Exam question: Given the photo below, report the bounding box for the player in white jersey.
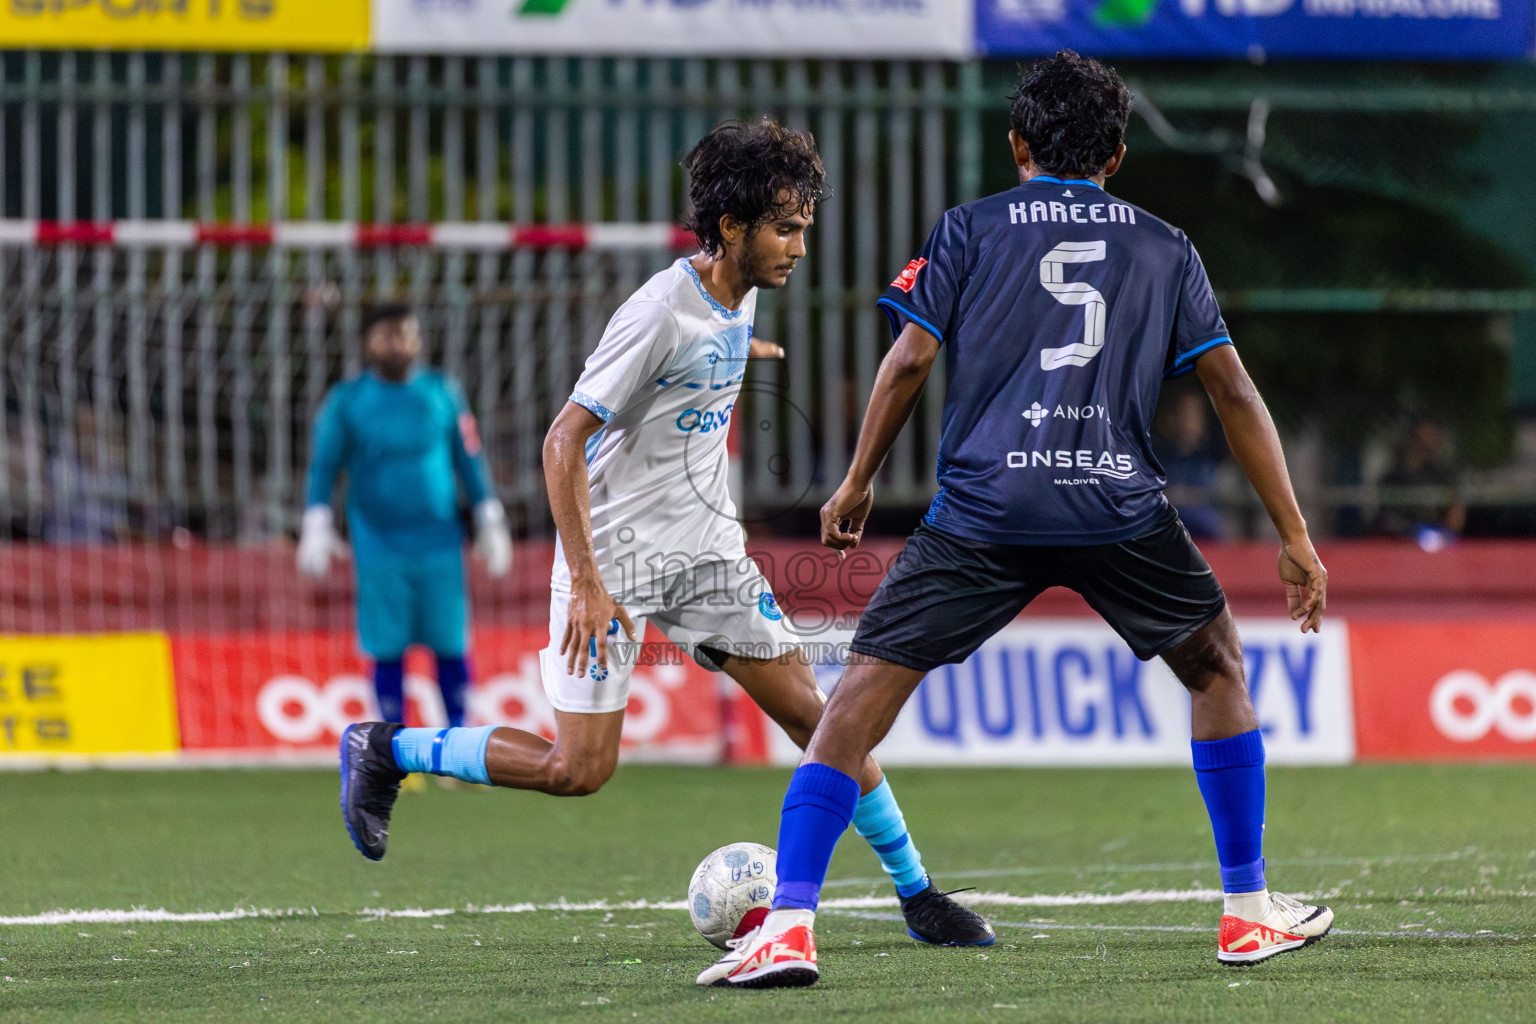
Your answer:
[545,252,782,710]
[339,120,994,948]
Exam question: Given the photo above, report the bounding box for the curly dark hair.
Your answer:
[362,302,413,336]
[1010,51,1131,179]
[682,119,825,258]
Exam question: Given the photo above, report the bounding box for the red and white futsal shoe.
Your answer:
[696,909,819,988]
[1218,890,1334,964]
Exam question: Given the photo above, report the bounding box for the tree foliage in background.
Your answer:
[1131,164,1524,470]
[980,74,1529,473]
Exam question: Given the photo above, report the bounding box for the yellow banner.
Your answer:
[0,1,368,51]
[0,633,178,759]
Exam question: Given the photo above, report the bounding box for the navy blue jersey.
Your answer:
[878,175,1231,545]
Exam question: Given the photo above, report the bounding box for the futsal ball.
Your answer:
[687,842,777,949]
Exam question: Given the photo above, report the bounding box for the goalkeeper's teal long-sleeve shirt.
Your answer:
[305,369,491,563]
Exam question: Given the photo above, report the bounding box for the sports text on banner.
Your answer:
[0,0,369,52]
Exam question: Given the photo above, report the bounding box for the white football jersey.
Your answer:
[555,257,756,606]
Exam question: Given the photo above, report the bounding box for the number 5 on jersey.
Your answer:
[1039,240,1107,371]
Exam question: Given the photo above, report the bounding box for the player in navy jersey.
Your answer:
[701,52,1333,988]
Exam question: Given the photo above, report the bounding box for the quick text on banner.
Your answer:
[796,620,1354,766]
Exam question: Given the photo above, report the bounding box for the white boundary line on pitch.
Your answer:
[0,889,1231,926]
[823,910,1535,942]
[7,885,1533,929]
[820,850,1484,889]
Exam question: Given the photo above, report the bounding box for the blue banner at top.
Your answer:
[976,0,1535,59]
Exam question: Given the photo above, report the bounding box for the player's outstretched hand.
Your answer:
[821,478,873,560]
[473,498,514,578]
[1278,538,1327,633]
[748,338,785,359]
[562,574,638,679]
[296,505,348,578]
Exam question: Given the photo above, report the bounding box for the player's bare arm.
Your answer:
[542,401,637,677]
[1195,343,1327,632]
[821,322,940,555]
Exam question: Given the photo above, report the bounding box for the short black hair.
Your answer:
[1010,51,1131,179]
[362,303,414,337]
[682,119,825,259]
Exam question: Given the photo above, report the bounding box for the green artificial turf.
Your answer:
[1,764,1532,1023]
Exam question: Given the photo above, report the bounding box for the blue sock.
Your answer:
[1192,728,1267,893]
[436,654,471,728]
[852,778,930,898]
[772,763,861,911]
[373,659,404,723]
[390,725,496,785]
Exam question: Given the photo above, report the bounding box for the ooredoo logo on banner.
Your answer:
[372,0,972,57]
[761,618,1355,766]
[1351,622,1536,760]
[171,626,722,762]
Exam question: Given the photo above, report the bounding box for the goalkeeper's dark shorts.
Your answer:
[849,503,1227,670]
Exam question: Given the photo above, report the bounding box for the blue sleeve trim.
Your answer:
[569,390,616,422]
[876,297,945,345]
[1166,336,1232,379]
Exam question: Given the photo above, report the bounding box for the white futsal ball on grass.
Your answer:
[687,842,777,949]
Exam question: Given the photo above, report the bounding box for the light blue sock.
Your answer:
[852,777,930,898]
[390,726,495,786]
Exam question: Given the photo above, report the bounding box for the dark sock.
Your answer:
[373,659,405,723]
[436,654,471,728]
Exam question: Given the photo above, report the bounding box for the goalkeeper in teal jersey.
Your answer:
[298,304,513,728]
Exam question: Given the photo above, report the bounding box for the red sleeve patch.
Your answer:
[890,257,928,293]
[458,412,483,457]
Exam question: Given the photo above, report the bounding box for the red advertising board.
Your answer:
[1350,622,1536,761]
[171,626,725,762]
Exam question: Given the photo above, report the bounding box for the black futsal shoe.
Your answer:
[339,722,406,861]
[900,881,997,946]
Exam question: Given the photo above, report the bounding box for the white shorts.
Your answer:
[540,559,798,714]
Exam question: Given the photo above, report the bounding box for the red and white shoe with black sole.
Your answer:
[1218,891,1334,965]
[696,917,818,988]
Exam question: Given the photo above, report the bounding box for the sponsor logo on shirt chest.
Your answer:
[1022,401,1109,428]
[676,402,734,434]
[1006,448,1137,480]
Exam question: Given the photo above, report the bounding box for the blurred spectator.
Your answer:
[45,406,132,545]
[1153,390,1229,541]
[1374,418,1465,544]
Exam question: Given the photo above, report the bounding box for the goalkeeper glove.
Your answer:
[473,498,513,578]
[296,505,348,578]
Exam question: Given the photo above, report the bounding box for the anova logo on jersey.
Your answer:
[1022,401,1110,429]
[1006,447,1137,480]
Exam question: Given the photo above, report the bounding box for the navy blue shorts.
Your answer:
[850,505,1226,670]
